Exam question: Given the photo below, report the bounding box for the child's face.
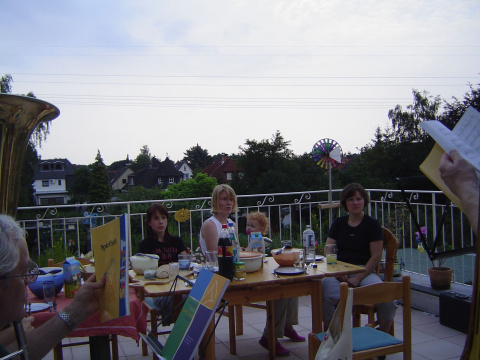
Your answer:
[246,218,264,235]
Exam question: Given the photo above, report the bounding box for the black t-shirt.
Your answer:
[328,214,383,265]
[138,235,187,266]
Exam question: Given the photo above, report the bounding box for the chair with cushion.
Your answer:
[351,226,398,334]
[308,275,411,360]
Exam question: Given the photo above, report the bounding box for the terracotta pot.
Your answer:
[428,267,453,290]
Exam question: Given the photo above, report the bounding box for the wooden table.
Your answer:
[141,258,364,359]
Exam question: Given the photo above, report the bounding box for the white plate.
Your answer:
[274,267,305,275]
[316,255,324,261]
[29,303,50,313]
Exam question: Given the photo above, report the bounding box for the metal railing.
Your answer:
[17,188,476,286]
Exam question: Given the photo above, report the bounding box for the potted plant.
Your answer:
[415,226,453,290]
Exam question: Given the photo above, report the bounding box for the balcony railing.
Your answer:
[17,188,476,286]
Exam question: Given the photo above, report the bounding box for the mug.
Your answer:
[168,262,180,282]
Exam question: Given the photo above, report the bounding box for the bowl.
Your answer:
[239,251,263,273]
[271,248,302,267]
[130,254,159,275]
[27,267,64,299]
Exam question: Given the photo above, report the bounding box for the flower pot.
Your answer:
[428,267,453,290]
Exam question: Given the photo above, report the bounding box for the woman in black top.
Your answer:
[321,183,396,334]
[138,203,187,267]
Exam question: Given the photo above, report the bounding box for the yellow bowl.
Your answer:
[271,248,302,267]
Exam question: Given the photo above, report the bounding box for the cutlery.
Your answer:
[275,245,292,255]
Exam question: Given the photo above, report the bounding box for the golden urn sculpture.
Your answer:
[0,94,60,217]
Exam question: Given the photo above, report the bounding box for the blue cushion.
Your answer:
[352,327,402,351]
[314,327,402,352]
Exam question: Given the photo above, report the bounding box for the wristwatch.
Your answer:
[57,310,76,331]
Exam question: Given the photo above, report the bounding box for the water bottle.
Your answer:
[228,221,240,263]
[218,224,234,280]
[303,225,316,264]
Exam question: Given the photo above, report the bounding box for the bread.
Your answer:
[156,264,169,279]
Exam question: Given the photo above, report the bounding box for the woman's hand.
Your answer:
[346,276,361,288]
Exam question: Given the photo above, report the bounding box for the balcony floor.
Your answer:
[44,294,467,360]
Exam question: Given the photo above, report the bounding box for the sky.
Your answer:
[2,0,479,166]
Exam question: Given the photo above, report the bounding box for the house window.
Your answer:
[42,180,49,187]
[226,172,233,181]
[53,163,63,171]
[40,197,65,205]
[169,177,175,184]
[157,178,163,185]
[58,179,62,186]
[41,163,50,171]
[122,178,127,184]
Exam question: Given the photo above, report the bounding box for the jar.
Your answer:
[234,262,246,280]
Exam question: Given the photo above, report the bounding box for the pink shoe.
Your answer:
[284,327,305,342]
[259,336,290,357]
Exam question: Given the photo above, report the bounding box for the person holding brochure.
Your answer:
[138,203,188,266]
[439,149,479,235]
[321,183,396,334]
[0,214,105,359]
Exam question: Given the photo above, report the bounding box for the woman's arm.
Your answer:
[347,240,383,287]
[201,220,218,251]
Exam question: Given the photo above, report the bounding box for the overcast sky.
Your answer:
[2,0,479,166]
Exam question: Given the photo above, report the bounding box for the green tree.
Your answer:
[131,145,151,171]
[234,131,293,193]
[69,166,91,203]
[441,83,480,130]
[165,172,217,199]
[388,89,442,144]
[88,151,111,203]
[183,144,212,171]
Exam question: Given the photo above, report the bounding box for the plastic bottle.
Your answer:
[303,225,316,264]
[218,224,234,280]
[228,221,240,263]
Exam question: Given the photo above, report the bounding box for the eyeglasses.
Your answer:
[0,260,39,285]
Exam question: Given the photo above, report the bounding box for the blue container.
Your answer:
[27,267,64,299]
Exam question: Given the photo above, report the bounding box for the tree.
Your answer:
[388,89,442,144]
[183,144,212,171]
[69,166,91,203]
[0,74,12,93]
[165,173,217,199]
[88,151,111,203]
[441,83,480,130]
[234,131,293,193]
[131,145,151,171]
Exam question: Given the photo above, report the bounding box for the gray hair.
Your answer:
[0,215,24,277]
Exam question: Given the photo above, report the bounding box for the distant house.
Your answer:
[128,157,183,189]
[203,156,243,183]
[32,159,75,205]
[175,161,193,180]
[109,166,133,192]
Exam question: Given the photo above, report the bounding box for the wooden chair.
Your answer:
[46,258,119,360]
[308,275,411,360]
[351,226,398,334]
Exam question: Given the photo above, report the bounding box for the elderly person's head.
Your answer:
[0,215,33,328]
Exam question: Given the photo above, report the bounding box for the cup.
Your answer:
[43,281,55,307]
[281,240,292,248]
[204,250,218,272]
[178,254,191,270]
[325,244,338,264]
[168,262,180,282]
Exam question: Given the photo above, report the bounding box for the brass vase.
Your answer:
[0,94,60,217]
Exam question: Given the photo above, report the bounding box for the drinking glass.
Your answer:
[178,254,191,270]
[204,250,218,272]
[168,262,180,282]
[325,244,338,264]
[43,281,55,307]
[281,240,292,248]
